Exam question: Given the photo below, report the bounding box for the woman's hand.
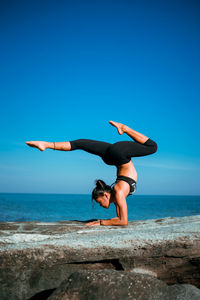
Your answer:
[85,220,101,226]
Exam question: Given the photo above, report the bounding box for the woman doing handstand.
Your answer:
[26,121,158,226]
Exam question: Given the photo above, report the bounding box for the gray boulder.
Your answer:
[47,270,200,300]
[169,284,200,300]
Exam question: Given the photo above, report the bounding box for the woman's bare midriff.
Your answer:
[117,160,138,182]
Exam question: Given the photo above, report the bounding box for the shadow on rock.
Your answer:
[28,288,56,300]
[70,219,98,223]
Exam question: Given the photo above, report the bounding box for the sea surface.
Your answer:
[0,193,200,222]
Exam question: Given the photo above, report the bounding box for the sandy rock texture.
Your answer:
[0,215,199,300]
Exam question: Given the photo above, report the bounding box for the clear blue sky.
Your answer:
[0,0,199,195]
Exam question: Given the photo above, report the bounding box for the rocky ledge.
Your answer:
[0,215,200,300]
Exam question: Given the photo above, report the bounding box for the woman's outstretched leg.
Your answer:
[25,139,110,158]
[25,141,71,151]
[69,139,110,158]
[109,120,149,144]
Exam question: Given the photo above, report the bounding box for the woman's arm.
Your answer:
[86,205,120,226]
[101,189,128,226]
[109,204,120,221]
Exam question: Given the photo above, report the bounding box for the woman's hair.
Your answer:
[92,179,112,202]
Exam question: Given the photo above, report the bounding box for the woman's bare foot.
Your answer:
[25,141,47,151]
[109,121,127,135]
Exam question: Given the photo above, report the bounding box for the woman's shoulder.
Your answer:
[112,181,130,196]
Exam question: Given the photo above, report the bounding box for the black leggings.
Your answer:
[70,138,157,167]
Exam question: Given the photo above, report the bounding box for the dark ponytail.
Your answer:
[92,179,112,201]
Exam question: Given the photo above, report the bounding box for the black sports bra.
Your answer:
[111,175,137,196]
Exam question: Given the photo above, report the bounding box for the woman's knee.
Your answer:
[145,139,157,153]
[152,142,158,153]
[145,140,157,153]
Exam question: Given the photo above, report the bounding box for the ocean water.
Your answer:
[0,193,200,222]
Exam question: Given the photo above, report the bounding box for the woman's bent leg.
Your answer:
[124,126,149,144]
[127,139,157,157]
[112,139,157,161]
[109,121,149,144]
[109,120,157,153]
[70,139,110,158]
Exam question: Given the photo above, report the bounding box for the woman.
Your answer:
[26,121,157,226]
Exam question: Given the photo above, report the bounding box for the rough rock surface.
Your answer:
[0,215,199,300]
[48,270,200,300]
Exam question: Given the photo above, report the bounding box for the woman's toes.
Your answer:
[25,141,45,151]
[109,120,124,135]
[26,141,35,147]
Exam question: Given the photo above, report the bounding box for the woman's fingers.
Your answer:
[85,220,100,226]
[85,221,95,226]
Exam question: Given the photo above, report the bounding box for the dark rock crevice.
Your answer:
[66,258,124,270]
[27,288,56,300]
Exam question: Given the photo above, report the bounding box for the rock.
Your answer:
[47,270,170,300]
[169,284,200,300]
[47,270,200,300]
[0,215,199,300]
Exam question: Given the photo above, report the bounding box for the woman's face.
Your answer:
[95,192,111,209]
